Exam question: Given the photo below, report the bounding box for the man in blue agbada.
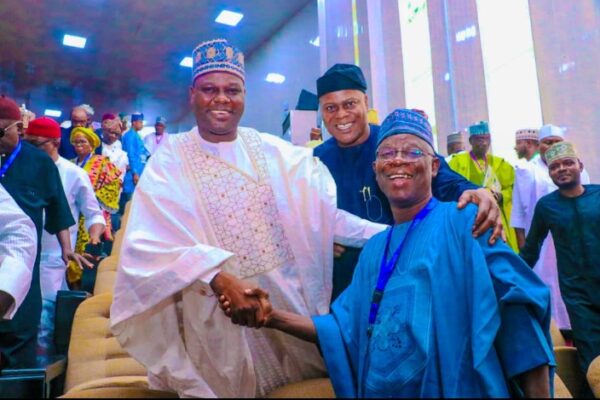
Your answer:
[221,109,554,397]
[313,64,504,301]
[119,112,149,213]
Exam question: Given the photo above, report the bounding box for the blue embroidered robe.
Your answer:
[313,202,554,397]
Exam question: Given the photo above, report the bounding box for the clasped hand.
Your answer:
[210,272,272,328]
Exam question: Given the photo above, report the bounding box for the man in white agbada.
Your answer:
[22,116,105,355]
[0,182,36,321]
[512,124,590,329]
[143,116,169,156]
[110,39,387,397]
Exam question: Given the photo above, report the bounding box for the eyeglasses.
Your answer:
[376,147,434,162]
[71,119,88,127]
[0,121,22,138]
[72,139,90,146]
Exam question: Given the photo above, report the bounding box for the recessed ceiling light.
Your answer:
[44,109,62,118]
[215,10,244,26]
[309,36,320,47]
[265,73,285,84]
[180,57,193,68]
[63,34,87,49]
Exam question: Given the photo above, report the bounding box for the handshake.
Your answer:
[210,272,319,343]
[210,271,273,328]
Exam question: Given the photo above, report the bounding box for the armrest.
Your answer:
[554,346,585,397]
[554,374,572,398]
[587,355,600,398]
[54,290,90,356]
[0,355,66,398]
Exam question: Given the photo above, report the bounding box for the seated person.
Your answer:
[220,109,555,398]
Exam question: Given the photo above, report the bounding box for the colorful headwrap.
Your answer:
[377,108,434,150]
[155,116,166,125]
[317,64,367,98]
[26,117,61,138]
[104,118,123,133]
[71,126,101,150]
[102,113,117,121]
[545,141,578,165]
[0,95,22,120]
[131,112,144,122]
[468,121,490,136]
[192,38,245,84]
[515,128,539,141]
[539,124,565,140]
[447,131,464,145]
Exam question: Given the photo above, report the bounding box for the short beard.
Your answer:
[556,179,579,190]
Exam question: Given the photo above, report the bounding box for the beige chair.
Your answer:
[587,355,600,398]
[110,224,126,259]
[554,373,573,398]
[554,346,585,397]
[121,201,132,230]
[60,293,177,398]
[94,205,127,294]
[108,199,130,260]
[265,378,334,398]
[550,319,567,347]
[93,256,119,295]
[549,318,586,396]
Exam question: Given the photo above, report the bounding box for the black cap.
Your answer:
[295,89,319,111]
[316,64,367,98]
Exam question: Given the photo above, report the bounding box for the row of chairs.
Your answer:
[58,202,178,398]
[551,321,600,397]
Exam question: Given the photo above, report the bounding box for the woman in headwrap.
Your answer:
[68,126,122,286]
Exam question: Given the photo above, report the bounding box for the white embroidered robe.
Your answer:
[110,127,386,397]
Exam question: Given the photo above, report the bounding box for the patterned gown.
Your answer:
[68,154,121,283]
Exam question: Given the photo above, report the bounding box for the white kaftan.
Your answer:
[102,141,129,184]
[110,127,386,397]
[39,157,105,301]
[143,132,169,155]
[0,183,36,319]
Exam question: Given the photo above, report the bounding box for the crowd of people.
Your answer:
[0,97,169,365]
[0,37,598,398]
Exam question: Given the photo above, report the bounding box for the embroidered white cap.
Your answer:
[539,124,565,140]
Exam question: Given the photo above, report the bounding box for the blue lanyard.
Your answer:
[76,153,92,168]
[0,140,22,179]
[366,197,438,336]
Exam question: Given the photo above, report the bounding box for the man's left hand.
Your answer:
[62,250,94,270]
[457,188,504,245]
[333,243,346,258]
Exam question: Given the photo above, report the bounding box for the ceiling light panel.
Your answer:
[265,73,285,84]
[63,34,87,48]
[215,10,244,26]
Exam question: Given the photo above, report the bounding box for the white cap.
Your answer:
[539,124,565,140]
